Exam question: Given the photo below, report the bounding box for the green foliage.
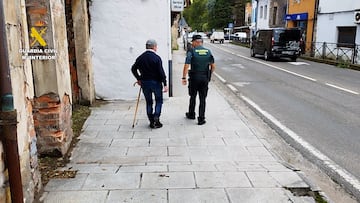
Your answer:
[183,0,249,31]
[208,0,232,29]
[183,0,209,31]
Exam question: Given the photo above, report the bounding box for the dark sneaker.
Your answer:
[185,112,196,119]
[149,122,155,129]
[154,117,163,128]
[198,117,206,125]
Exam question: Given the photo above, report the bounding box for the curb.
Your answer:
[213,73,360,202]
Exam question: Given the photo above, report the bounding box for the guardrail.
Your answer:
[231,39,360,68]
[308,42,359,65]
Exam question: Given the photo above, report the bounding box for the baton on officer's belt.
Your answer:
[132,82,141,128]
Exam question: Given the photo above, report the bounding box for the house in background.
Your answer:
[286,0,317,54]
[256,0,271,30]
[315,0,360,63]
[269,0,287,28]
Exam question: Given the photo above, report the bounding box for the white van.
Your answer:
[210,31,225,43]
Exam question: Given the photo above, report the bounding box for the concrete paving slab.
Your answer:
[246,171,281,187]
[168,188,229,203]
[195,171,252,188]
[45,174,88,191]
[70,146,128,163]
[82,173,140,190]
[270,171,310,188]
[127,146,168,157]
[168,163,218,172]
[107,190,167,203]
[96,131,134,139]
[43,191,108,203]
[141,172,196,189]
[111,138,149,147]
[60,164,119,174]
[226,188,291,203]
[149,138,188,147]
[187,137,226,146]
[117,165,167,173]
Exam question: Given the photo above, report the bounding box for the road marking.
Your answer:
[212,45,317,82]
[240,95,360,197]
[233,82,250,87]
[213,72,226,83]
[227,84,238,92]
[325,83,359,95]
[231,64,245,69]
[209,43,360,96]
[288,62,310,66]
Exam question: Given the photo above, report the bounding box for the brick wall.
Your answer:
[32,93,73,156]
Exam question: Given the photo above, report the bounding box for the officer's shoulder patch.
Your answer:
[195,49,209,55]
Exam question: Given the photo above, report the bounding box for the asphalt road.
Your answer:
[205,40,360,181]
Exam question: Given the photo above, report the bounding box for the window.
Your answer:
[260,6,263,18]
[337,27,356,47]
[273,7,277,25]
[264,5,267,19]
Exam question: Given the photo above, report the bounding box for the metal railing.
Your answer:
[308,42,359,65]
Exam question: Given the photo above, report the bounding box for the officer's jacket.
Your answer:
[185,45,214,73]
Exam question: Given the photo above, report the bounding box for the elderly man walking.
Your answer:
[131,39,168,128]
[182,34,216,125]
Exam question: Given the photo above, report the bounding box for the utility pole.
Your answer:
[0,1,25,203]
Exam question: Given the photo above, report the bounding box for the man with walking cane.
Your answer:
[131,39,168,128]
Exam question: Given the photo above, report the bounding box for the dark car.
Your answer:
[250,28,302,61]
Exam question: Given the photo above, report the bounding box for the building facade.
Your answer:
[0,0,94,201]
[286,0,317,53]
[90,0,172,100]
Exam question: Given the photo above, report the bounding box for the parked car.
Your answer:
[250,28,301,61]
[232,32,247,41]
[210,31,225,43]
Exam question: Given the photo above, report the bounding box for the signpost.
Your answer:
[171,0,184,12]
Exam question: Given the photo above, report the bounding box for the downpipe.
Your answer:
[0,1,24,203]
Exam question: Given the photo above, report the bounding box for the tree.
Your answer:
[208,0,232,30]
[183,0,209,31]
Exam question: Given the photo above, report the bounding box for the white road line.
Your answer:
[227,84,238,92]
[210,44,360,96]
[325,83,359,95]
[214,45,317,82]
[240,95,360,196]
[213,72,226,83]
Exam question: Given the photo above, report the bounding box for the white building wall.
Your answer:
[256,0,271,30]
[316,12,360,44]
[318,0,359,13]
[316,0,360,44]
[90,0,171,100]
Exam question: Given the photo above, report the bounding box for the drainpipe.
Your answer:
[0,2,24,203]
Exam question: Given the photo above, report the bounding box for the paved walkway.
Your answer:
[41,48,316,202]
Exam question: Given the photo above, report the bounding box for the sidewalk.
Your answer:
[41,48,316,203]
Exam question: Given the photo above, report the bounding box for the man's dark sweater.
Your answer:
[131,50,167,86]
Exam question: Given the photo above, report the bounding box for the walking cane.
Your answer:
[132,82,141,128]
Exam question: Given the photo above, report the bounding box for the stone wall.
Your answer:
[1,0,40,202]
[32,93,72,156]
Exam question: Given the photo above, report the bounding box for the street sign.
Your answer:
[171,0,184,12]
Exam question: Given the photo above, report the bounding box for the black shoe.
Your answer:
[185,112,196,119]
[149,122,155,129]
[198,117,206,125]
[154,118,163,128]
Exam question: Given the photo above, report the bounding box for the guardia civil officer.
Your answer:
[182,34,216,125]
[131,39,168,128]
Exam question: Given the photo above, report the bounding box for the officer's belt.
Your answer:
[189,70,208,75]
